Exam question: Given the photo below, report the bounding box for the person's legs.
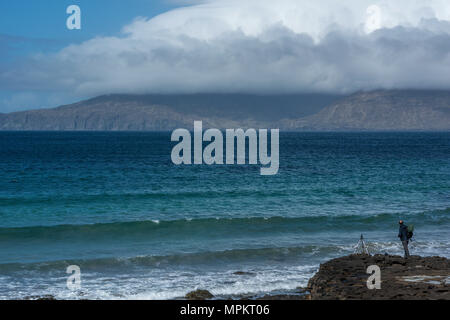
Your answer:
[402,240,410,258]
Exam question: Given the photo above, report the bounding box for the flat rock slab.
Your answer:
[307,254,450,300]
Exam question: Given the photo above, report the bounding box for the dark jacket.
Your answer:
[398,224,408,241]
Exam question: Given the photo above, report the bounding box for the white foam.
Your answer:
[1,239,448,300]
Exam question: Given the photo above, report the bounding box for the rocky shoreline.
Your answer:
[21,254,449,300]
[186,254,450,300]
[306,254,449,300]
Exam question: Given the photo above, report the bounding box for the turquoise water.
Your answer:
[0,132,449,299]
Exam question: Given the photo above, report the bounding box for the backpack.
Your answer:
[407,224,414,239]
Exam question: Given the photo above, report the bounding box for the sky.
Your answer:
[1,0,450,112]
[0,0,180,112]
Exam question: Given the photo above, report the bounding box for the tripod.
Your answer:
[354,234,370,255]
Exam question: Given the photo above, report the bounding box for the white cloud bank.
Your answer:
[3,0,450,96]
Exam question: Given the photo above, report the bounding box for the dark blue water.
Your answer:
[0,132,449,299]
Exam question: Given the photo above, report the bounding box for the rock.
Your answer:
[255,294,308,300]
[307,254,450,300]
[185,289,214,300]
[23,295,56,300]
[233,271,255,276]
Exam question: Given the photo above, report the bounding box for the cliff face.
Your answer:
[0,90,449,131]
[307,254,450,300]
[0,93,335,131]
[281,90,450,130]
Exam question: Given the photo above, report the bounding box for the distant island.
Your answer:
[1,90,449,131]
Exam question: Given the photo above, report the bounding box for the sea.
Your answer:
[0,131,449,299]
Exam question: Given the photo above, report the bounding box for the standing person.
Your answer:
[398,220,410,258]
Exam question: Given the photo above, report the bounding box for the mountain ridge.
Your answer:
[0,90,449,131]
[279,90,450,131]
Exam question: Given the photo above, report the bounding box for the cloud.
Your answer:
[1,0,450,98]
